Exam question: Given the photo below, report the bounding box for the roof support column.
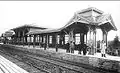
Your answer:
[86,33,87,44]
[46,34,49,49]
[93,27,97,54]
[52,34,56,48]
[30,35,31,46]
[44,35,47,50]
[33,35,36,48]
[59,34,62,47]
[18,31,20,45]
[88,30,92,55]
[61,34,65,48]
[23,31,25,46]
[25,35,27,44]
[41,35,43,44]
[69,29,75,53]
[102,30,108,47]
[63,34,65,45]
[39,35,42,48]
[73,33,75,43]
[80,33,84,45]
[88,25,96,55]
[55,34,58,52]
[28,35,29,44]
[28,35,31,47]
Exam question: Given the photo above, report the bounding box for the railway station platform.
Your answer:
[17,45,120,61]
[1,44,120,73]
[0,55,29,73]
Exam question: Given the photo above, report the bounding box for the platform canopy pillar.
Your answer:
[63,34,65,45]
[46,34,49,49]
[68,29,75,43]
[59,34,62,47]
[88,25,97,55]
[80,33,84,45]
[55,33,58,52]
[22,31,25,46]
[68,29,75,53]
[28,35,30,47]
[93,26,97,54]
[85,33,87,44]
[18,31,20,44]
[39,35,42,48]
[33,35,36,48]
[25,35,27,44]
[28,35,31,47]
[88,29,92,55]
[102,29,108,47]
[41,35,43,44]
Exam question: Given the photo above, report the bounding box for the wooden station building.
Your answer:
[4,7,117,55]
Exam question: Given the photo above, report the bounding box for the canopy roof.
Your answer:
[27,28,61,35]
[61,7,117,31]
[11,24,46,31]
[27,7,117,35]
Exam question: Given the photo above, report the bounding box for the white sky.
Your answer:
[0,1,120,41]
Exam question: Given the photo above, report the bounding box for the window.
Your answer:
[57,35,60,44]
[75,34,80,44]
[31,35,34,42]
[49,36,52,44]
[65,35,69,44]
[27,37,30,42]
[43,36,46,43]
[40,36,42,42]
[35,36,37,42]
[36,35,39,42]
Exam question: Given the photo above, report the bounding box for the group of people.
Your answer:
[66,41,88,55]
[78,43,88,55]
[66,41,75,53]
[42,39,107,57]
[65,40,107,57]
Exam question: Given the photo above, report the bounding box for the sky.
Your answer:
[0,1,120,41]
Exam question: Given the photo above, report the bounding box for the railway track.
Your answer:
[0,45,117,73]
[0,46,81,73]
[0,49,49,73]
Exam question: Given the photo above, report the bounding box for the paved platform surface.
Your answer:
[17,45,120,61]
[0,55,29,73]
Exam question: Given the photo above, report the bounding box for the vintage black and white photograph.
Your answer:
[0,1,120,73]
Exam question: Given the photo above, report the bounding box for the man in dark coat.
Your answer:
[66,42,70,53]
[44,43,47,50]
[78,42,82,54]
[83,43,87,55]
[55,43,58,52]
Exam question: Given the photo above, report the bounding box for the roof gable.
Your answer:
[61,7,117,31]
[11,24,46,31]
[77,7,103,17]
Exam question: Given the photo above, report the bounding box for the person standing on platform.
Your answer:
[101,40,106,57]
[88,40,93,55]
[72,42,75,53]
[39,42,42,48]
[55,43,58,52]
[83,43,87,55]
[78,42,82,54]
[70,41,75,53]
[66,42,70,53]
[44,42,47,50]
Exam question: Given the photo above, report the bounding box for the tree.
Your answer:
[107,35,120,56]
[113,35,120,49]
